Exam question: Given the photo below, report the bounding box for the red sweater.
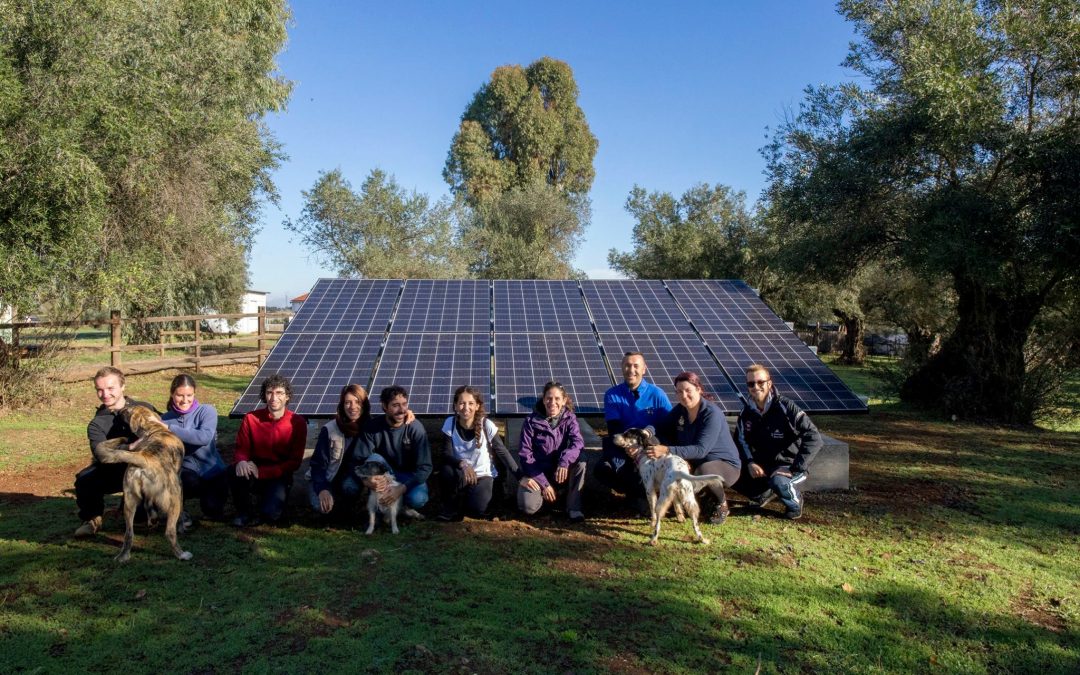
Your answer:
[234,408,307,480]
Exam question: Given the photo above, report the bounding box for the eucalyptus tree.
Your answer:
[764,0,1080,422]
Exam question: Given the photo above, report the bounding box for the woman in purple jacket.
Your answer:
[517,381,587,523]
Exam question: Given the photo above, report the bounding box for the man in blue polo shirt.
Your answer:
[595,351,672,512]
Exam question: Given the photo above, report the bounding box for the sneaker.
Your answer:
[74,516,102,537]
[435,509,459,522]
[750,489,777,508]
[403,508,425,520]
[708,501,730,525]
[178,511,194,533]
[231,514,262,528]
[783,505,803,520]
[568,510,586,524]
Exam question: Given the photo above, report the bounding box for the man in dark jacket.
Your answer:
[74,366,157,536]
[356,385,432,513]
[734,364,822,519]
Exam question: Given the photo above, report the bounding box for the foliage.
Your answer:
[1,365,1079,672]
[608,183,758,282]
[444,57,598,209]
[286,169,468,280]
[763,0,1080,423]
[0,0,292,341]
[462,181,587,279]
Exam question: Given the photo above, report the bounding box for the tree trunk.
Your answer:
[834,309,866,365]
[900,277,1039,424]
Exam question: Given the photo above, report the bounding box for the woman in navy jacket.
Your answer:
[650,371,741,525]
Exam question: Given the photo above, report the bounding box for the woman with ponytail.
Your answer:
[161,373,228,523]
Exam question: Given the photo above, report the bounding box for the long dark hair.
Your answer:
[453,385,487,442]
[533,381,574,415]
[336,384,371,437]
[169,373,196,395]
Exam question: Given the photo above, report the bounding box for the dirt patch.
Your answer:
[0,459,85,500]
[1011,585,1068,634]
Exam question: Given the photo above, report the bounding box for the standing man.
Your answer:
[595,352,672,510]
[734,364,822,519]
[356,385,432,514]
[230,373,308,527]
[74,367,157,536]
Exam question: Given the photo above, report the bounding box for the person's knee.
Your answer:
[404,484,428,510]
[340,476,362,499]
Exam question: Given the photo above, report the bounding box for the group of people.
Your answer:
[73,351,822,537]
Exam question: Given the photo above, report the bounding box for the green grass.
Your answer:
[1,363,1078,673]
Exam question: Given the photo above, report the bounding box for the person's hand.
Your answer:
[461,462,477,486]
[318,489,334,514]
[235,460,258,479]
[555,466,568,484]
[128,437,144,450]
[646,444,669,460]
[519,476,540,492]
[368,474,389,492]
[378,483,407,506]
[748,462,765,479]
[542,485,557,502]
[404,409,416,425]
[625,445,640,460]
[772,468,792,479]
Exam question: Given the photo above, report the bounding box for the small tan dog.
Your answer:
[613,427,725,546]
[92,406,192,562]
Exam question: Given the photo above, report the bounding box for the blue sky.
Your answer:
[250,1,860,306]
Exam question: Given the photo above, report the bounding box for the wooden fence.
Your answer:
[0,309,291,381]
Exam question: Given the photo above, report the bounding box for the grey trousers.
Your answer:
[517,461,587,515]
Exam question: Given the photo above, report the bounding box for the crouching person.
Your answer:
[230,374,307,527]
[355,385,431,517]
[734,364,822,519]
[308,384,369,522]
[517,381,587,524]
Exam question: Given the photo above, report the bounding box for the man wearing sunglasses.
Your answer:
[734,364,822,519]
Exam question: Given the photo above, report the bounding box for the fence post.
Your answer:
[10,324,19,371]
[110,310,122,368]
[257,306,266,366]
[193,319,201,374]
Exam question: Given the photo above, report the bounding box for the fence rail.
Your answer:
[0,309,292,380]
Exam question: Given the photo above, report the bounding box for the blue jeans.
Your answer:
[769,471,806,512]
[230,467,292,522]
[393,472,429,510]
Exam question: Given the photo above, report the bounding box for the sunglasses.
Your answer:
[746,379,770,388]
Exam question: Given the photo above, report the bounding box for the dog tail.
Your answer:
[93,441,151,468]
[673,471,725,487]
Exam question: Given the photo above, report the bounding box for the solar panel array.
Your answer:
[231,279,867,418]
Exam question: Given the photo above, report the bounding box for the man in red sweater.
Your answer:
[230,374,308,527]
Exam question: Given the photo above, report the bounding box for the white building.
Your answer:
[204,290,268,335]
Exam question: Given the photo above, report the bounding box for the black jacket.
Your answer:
[736,393,822,474]
[86,399,156,453]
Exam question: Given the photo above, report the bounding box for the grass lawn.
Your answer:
[1,364,1077,673]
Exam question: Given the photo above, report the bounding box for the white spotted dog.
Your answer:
[356,454,402,535]
[612,427,725,546]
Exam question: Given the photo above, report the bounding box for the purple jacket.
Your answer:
[519,411,584,490]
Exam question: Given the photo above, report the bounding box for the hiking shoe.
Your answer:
[403,508,425,520]
[74,516,102,537]
[568,510,586,524]
[783,505,803,520]
[435,509,460,522]
[231,514,261,528]
[708,501,730,525]
[178,511,194,533]
[750,489,777,508]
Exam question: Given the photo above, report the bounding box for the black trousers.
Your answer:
[180,468,228,519]
[438,464,494,518]
[74,463,127,521]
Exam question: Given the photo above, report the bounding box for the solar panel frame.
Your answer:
[493,280,593,333]
[369,332,492,416]
[230,332,385,417]
[598,332,743,411]
[702,331,868,412]
[580,280,692,333]
[665,279,790,332]
[286,278,402,333]
[493,333,612,414]
[391,279,491,333]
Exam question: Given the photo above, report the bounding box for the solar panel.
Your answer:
[493,333,612,414]
[666,279,790,332]
[581,280,691,332]
[392,279,490,333]
[702,332,867,412]
[287,278,402,333]
[230,332,384,416]
[369,333,491,415]
[598,333,742,410]
[493,280,593,333]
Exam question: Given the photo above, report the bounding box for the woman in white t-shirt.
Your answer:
[437,385,519,521]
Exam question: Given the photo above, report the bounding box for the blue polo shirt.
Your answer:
[604,380,672,431]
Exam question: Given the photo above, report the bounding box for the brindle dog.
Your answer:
[92,406,192,562]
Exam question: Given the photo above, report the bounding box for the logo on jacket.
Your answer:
[677,416,686,431]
